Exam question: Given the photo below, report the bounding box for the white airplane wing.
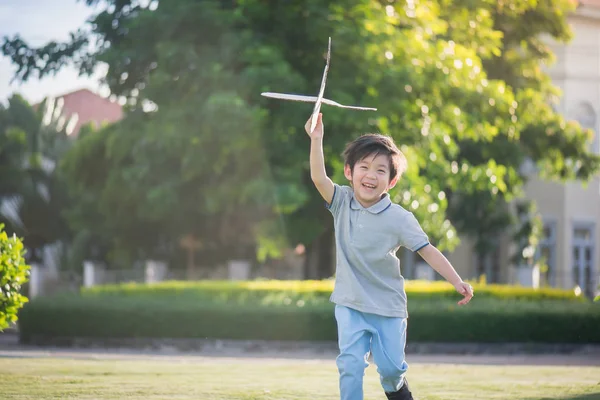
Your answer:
[261,92,377,111]
[261,92,318,103]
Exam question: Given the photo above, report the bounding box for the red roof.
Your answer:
[42,88,123,136]
[578,0,600,7]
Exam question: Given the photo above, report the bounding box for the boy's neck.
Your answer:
[353,192,387,209]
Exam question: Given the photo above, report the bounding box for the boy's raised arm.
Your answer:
[305,113,335,204]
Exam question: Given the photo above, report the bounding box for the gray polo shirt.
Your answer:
[327,184,429,318]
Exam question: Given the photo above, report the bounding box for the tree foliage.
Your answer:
[0,95,74,262]
[438,0,599,274]
[0,223,30,330]
[2,0,599,278]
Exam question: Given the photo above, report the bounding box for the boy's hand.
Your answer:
[454,281,474,305]
[305,113,324,140]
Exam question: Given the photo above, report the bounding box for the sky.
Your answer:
[0,0,107,105]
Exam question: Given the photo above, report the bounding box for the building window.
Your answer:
[571,102,598,154]
[571,222,596,298]
[537,221,556,287]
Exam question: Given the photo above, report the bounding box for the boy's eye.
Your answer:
[360,166,368,170]
[378,170,385,173]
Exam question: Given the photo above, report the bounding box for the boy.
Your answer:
[305,113,473,400]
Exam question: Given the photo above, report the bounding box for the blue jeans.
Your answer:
[334,305,409,400]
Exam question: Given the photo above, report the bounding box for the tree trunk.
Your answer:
[476,249,501,283]
[303,227,335,279]
[476,252,485,280]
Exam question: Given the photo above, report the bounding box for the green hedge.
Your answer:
[18,295,337,342]
[18,281,600,344]
[81,279,585,302]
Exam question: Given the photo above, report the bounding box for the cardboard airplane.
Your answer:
[261,37,377,133]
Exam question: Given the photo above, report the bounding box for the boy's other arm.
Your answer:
[305,113,334,204]
[417,244,474,305]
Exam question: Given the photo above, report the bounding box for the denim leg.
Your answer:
[334,305,372,400]
[367,314,409,393]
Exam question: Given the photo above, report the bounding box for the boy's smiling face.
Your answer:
[344,152,398,208]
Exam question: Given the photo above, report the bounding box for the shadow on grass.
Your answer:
[526,393,600,400]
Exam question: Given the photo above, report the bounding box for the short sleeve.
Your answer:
[326,184,352,217]
[398,213,429,252]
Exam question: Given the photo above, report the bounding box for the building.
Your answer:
[38,88,123,136]
[444,0,600,297]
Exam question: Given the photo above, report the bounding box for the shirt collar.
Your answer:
[350,192,392,214]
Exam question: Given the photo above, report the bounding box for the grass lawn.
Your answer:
[0,354,599,400]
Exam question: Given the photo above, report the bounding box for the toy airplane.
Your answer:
[261,37,377,133]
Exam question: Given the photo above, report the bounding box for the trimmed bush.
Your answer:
[82,279,585,303]
[0,224,30,331]
[18,296,337,342]
[18,280,600,344]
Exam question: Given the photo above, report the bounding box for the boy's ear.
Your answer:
[387,176,399,190]
[344,164,352,181]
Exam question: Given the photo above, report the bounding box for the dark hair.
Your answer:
[342,134,407,182]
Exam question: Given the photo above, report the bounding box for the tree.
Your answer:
[0,95,74,264]
[57,3,288,270]
[438,0,600,278]
[60,93,278,270]
[2,0,598,279]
